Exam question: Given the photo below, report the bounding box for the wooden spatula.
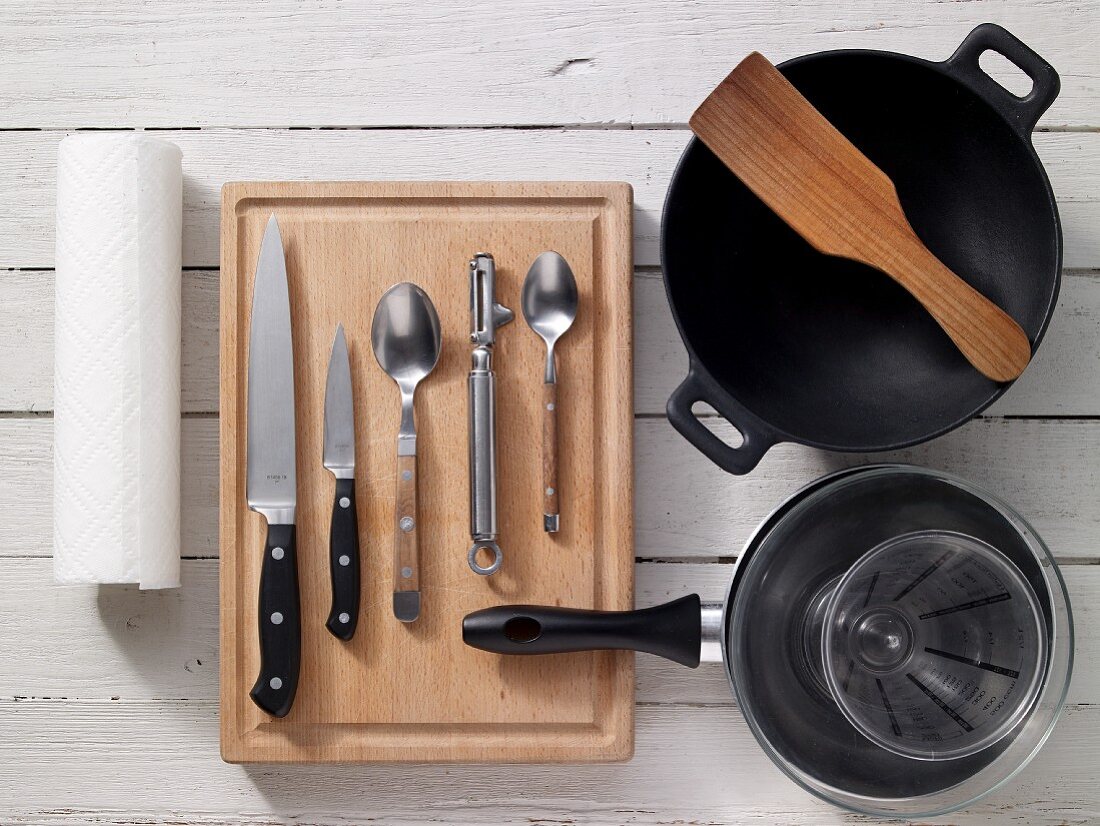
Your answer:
[689,52,1031,383]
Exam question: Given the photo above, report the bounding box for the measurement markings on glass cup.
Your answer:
[891,549,954,602]
[918,591,1012,620]
[875,678,903,737]
[924,647,1020,678]
[906,673,975,732]
[861,571,880,609]
[842,659,856,694]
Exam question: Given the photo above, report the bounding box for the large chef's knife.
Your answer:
[323,323,360,640]
[246,214,301,718]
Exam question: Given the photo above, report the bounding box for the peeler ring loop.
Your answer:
[468,541,503,576]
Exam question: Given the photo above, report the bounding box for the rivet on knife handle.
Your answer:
[325,477,360,640]
[245,214,301,716]
[250,523,301,717]
[323,323,359,640]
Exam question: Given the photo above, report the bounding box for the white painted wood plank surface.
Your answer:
[0,129,1096,270]
[3,416,1099,560]
[4,268,1100,416]
[0,699,1096,824]
[3,559,1098,707]
[1,1,1096,129]
[635,270,1100,419]
[1,4,1097,823]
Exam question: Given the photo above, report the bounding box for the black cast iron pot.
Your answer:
[662,23,1062,474]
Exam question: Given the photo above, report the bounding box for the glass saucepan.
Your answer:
[463,465,1073,818]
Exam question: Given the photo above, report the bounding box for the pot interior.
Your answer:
[662,52,1059,450]
[725,466,1068,817]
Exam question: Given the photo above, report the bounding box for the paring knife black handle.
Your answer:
[250,523,301,717]
[326,477,360,640]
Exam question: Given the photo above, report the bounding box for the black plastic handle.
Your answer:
[249,523,301,717]
[666,365,777,475]
[943,23,1060,138]
[462,595,703,668]
[325,477,360,641]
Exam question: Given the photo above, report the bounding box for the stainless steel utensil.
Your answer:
[467,252,514,575]
[322,323,359,640]
[521,251,578,533]
[463,465,1074,818]
[245,214,300,717]
[371,283,442,622]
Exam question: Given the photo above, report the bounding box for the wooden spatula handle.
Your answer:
[888,233,1031,382]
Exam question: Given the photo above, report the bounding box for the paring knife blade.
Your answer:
[322,323,360,640]
[245,214,301,718]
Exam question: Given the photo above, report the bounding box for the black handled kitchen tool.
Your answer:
[245,215,301,717]
[662,23,1061,474]
[464,466,1073,818]
[323,323,360,640]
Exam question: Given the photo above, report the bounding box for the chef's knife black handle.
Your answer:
[250,523,301,717]
[326,477,360,640]
[462,595,703,668]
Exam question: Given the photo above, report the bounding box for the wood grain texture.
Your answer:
[690,52,1031,382]
[541,382,559,527]
[5,268,1100,418]
[5,559,1100,707]
[219,181,634,761]
[393,453,421,609]
[0,1,1096,129]
[5,415,1100,561]
[2,698,1098,825]
[1,6,1097,821]
[1,129,1097,271]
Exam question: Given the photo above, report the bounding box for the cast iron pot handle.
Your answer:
[463,595,703,667]
[944,23,1060,139]
[667,366,777,475]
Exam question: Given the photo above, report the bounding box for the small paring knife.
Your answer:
[322,323,360,641]
[245,214,301,718]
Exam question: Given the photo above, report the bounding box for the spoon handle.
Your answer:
[393,452,421,622]
[542,382,560,532]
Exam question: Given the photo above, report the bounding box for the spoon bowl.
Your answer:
[372,282,442,393]
[371,282,442,622]
[522,251,578,382]
[522,251,579,533]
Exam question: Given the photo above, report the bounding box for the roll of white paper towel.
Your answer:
[53,134,183,589]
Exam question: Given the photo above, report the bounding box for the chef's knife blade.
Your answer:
[323,323,360,640]
[246,214,301,718]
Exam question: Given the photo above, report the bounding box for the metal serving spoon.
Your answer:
[371,282,442,622]
[521,251,578,533]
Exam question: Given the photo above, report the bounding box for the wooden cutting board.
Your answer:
[219,181,635,762]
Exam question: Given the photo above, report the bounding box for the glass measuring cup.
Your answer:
[822,530,1047,761]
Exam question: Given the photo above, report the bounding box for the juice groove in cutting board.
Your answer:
[219,181,634,762]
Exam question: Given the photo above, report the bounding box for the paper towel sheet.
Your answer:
[53,134,183,589]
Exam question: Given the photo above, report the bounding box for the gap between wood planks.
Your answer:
[2,124,1100,132]
[3,265,1099,419]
